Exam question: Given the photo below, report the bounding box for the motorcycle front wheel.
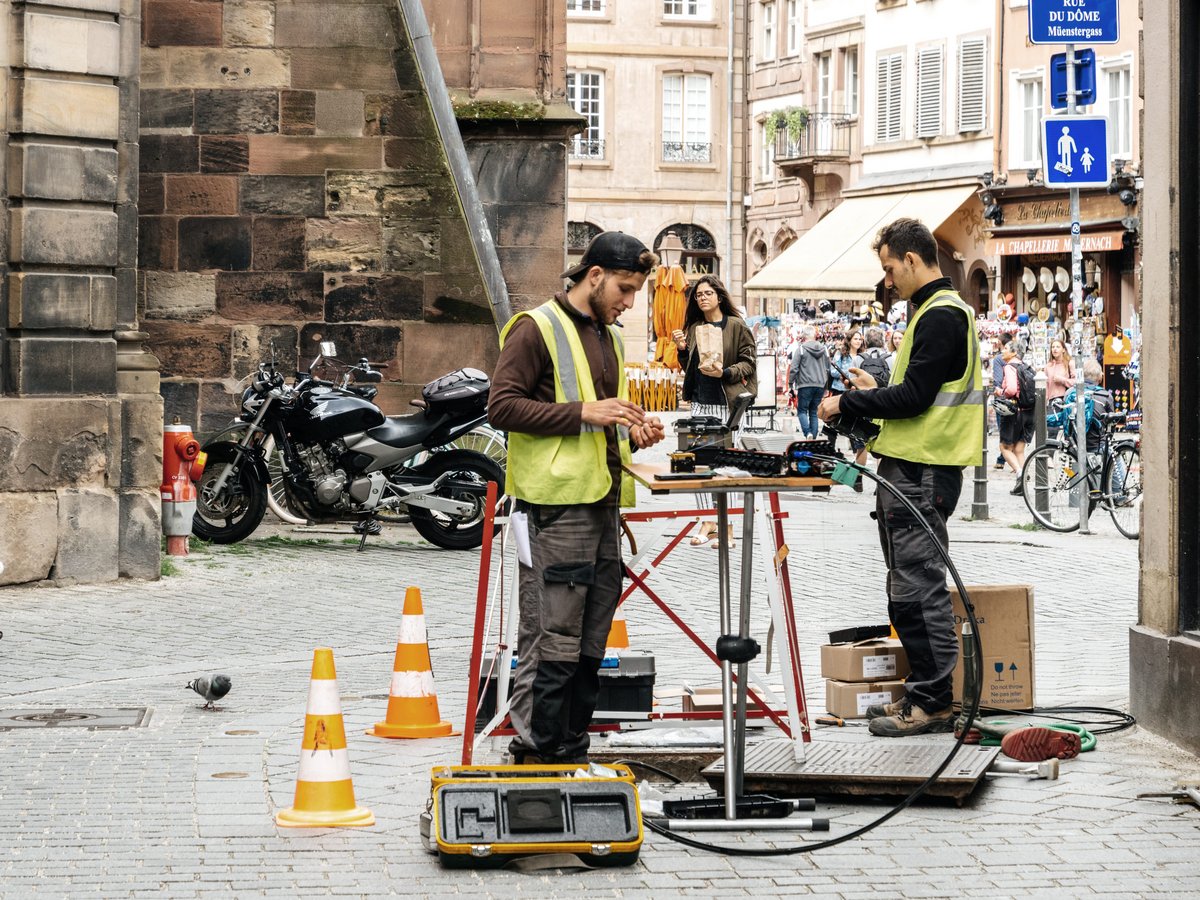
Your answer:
[192,443,268,544]
[407,449,505,550]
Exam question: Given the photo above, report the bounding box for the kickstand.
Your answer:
[353,516,381,552]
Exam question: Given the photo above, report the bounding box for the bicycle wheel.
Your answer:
[1105,444,1141,540]
[1019,444,1095,532]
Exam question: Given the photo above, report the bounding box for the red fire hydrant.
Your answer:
[161,417,203,556]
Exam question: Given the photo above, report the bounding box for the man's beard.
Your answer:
[587,276,612,323]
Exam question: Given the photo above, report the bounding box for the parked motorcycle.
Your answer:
[192,342,505,550]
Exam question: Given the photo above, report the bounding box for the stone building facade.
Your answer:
[141,0,576,431]
[0,0,575,586]
[0,0,161,586]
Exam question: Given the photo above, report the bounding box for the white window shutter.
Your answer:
[876,54,902,142]
[915,47,943,138]
[958,38,987,133]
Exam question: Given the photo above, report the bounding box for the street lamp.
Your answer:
[659,231,684,268]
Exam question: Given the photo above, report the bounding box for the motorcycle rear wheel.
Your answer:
[407,450,505,550]
[192,444,268,544]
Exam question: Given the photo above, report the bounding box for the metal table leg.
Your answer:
[715,495,735,819]
[733,491,755,800]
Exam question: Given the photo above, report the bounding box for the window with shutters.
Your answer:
[785,0,799,56]
[1105,65,1132,157]
[875,53,903,143]
[1016,76,1043,167]
[844,47,860,117]
[958,37,987,133]
[662,73,712,163]
[914,46,943,138]
[759,2,776,63]
[566,0,605,14]
[567,71,605,159]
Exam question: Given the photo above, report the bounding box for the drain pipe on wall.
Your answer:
[395,0,514,330]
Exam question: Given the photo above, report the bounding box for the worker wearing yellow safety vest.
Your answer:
[489,231,666,764]
[818,218,983,739]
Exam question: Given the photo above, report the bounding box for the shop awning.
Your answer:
[743,185,979,301]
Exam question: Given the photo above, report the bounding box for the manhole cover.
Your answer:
[0,708,151,731]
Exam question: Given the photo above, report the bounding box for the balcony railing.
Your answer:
[570,138,606,160]
[661,139,712,163]
[774,112,857,165]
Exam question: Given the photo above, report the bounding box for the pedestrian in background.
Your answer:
[997,340,1036,492]
[992,331,1014,470]
[788,324,828,438]
[1044,337,1076,403]
[829,328,865,455]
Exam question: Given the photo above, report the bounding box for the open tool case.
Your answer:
[424,764,643,868]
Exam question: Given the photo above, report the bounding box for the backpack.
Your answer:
[859,347,891,387]
[1016,361,1036,410]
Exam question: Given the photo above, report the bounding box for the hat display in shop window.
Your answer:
[1055,266,1071,293]
[1022,267,1037,293]
[1039,267,1055,293]
[1038,307,1051,322]
[1028,296,1041,313]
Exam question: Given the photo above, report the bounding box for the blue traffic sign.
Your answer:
[1028,0,1120,45]
[1042,115,1109,189]
[1050,49,1096,109]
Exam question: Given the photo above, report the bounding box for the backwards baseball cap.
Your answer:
[561,231,653,281]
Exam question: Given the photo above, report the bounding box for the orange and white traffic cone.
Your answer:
[367,586,454,739]
[276,648,374,828]
[605,602,630,653]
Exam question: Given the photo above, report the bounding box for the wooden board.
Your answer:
[625,461,833,495]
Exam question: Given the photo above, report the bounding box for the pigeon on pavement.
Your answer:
[186,674,232,710]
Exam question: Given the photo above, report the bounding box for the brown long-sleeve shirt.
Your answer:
[488,293,623,502]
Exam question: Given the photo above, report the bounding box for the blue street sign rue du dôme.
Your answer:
[1042,115,1110,189]
[1028,0,1120,45]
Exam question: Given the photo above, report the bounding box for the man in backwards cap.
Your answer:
[489,232,666,764]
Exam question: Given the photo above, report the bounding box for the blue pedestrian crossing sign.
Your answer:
[1028,0,1120,45]
[1042,115,1109,189]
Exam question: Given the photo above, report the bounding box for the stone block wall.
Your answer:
[0,0,162,586]
[139,0,574,432]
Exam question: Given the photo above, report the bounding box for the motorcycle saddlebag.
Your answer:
[422,368,490,417]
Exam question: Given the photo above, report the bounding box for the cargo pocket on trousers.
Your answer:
[542,563,596,641]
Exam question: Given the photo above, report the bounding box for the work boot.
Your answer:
[868,698,954,737]
[1000,726,1082,762]
[865,698,907,720]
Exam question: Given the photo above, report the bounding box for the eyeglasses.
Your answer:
[695,290,718,298]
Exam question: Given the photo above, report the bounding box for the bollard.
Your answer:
[971,370,989,520]
[1033,372,1048,517]
[161,416,202,556]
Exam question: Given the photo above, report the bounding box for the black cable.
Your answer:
[963,704,1136,736]
[644,456,986,856]
[611,759,684,784]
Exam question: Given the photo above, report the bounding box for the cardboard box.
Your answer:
[820,639,910,682]
[952,584,1035,709]
[682,688,723,713]
[825,679,907,719]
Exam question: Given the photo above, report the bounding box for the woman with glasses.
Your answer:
[671,274,757,546]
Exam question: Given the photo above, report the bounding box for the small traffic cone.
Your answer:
[605,602,630,653]
[276,648,374,828]
[367,586,454,739]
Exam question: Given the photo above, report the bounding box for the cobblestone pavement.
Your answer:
[2,425,1194,898]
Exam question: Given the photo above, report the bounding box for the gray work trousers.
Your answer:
[874,455,963,713]
[508,501,623,760]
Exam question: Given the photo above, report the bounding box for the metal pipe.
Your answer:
[1034,371,1049,516]
[664,817,830,832]
[395,0,513,329]
[733,491,755,799]
[971,372,989,519]
[715,494,735,819]
[1065,43,1090,534]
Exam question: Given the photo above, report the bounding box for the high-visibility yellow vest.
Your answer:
[498,301,636,507]
[871,289,984,467]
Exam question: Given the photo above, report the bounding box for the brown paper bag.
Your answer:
[695,324,724,378]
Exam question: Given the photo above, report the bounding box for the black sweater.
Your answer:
[840,278,969,421]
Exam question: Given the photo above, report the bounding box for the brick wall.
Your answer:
[140,0,567,435]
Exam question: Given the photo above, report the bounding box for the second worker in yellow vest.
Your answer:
[489,231,666,764]
[818,217,983,739]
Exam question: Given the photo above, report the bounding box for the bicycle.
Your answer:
[1018,407,1142,539]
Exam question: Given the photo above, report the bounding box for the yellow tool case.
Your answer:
[423,764,643,868]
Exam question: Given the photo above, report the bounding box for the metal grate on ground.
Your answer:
[0,708,151,730]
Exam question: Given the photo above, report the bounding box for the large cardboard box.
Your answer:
[825,679,907,719]
[951,584,1035,709]
[820,638,910,682]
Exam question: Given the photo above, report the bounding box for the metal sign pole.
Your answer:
[1064,43,1091,533]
